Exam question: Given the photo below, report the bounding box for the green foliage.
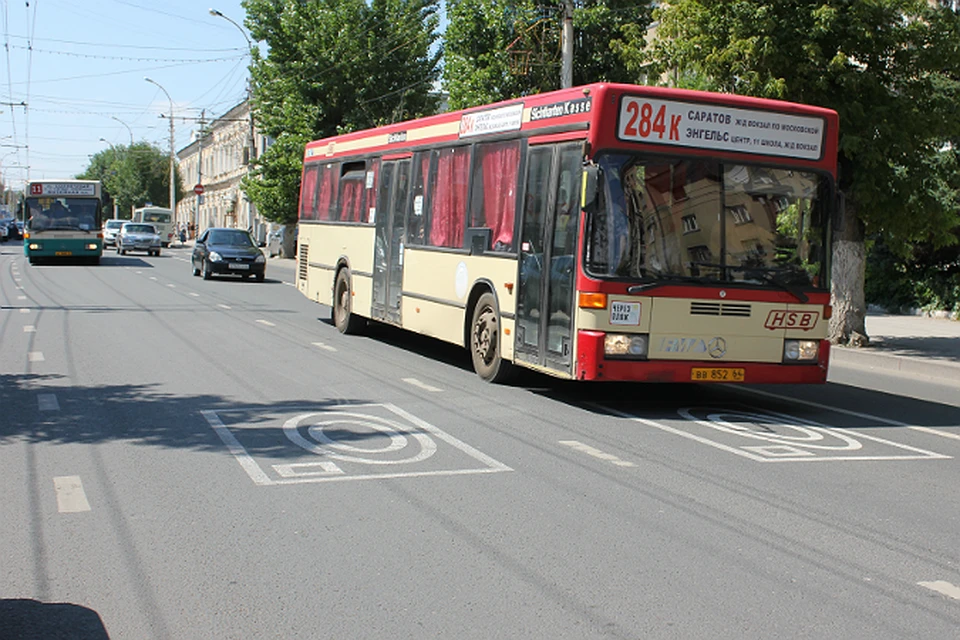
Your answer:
[78,143,180,217]
[241,133,308,225]
[242,0,442,223]
[632,0,960,257]
[444,0,652,110]
[866,234,960,314]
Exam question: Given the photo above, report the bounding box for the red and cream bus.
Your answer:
[296,83,839,384]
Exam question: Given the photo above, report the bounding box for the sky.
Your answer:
[0,0,274,188]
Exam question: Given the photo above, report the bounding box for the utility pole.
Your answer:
[196,109,206,235]
[561,0,574,89]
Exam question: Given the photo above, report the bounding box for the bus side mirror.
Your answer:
[581,165,601,214]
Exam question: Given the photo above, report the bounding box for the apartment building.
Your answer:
[176,100,272,243]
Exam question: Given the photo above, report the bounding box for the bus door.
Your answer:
[371,158,410,324]
[514,142,582,373]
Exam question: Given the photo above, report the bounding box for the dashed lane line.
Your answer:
[918,581,960,601]
[402,378,442,392]
[218,304,232,310]
[311,342,337,352]
[28,352,44,362]
[23,325,36,332]
[256,319,276,327]
[53,476,91,513]
[37,394,59,411]
[560,440,636,468]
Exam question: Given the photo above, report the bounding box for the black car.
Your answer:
[192,227,266,281]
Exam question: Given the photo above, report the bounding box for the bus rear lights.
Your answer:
[605,333,648,359]
[579,292,607,309]
[783,339,819,361]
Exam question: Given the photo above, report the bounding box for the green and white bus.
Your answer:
[23,179,104,265]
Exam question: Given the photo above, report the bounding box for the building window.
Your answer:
[681,214,699,233]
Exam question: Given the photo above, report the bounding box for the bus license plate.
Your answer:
[55,251,72,256]
[229,263,249,270]
[691,367,744,382]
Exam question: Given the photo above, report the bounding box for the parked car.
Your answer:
[192,227,266,281]
[0,220,8,241]
[102,219,124,247]
[117,222,161,256]
[266,225,297,258]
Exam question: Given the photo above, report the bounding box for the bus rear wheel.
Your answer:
[470,292,515,383]
[333,269,364,334]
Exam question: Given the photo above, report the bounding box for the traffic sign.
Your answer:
[194,184,204,195]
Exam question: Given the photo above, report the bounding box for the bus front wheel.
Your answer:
[333,270,364,334]
[470,292,515,383]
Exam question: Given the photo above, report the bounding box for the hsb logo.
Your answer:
[764,310,818,331]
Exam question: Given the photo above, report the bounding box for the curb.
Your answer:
[831,346,960,385]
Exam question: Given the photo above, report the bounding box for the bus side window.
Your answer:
[407,151,431,245]
[470,140,521,252]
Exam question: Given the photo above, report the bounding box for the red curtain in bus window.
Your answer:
[340,179,364,222]
[480,141,519,251]
[299,164,320,220]
[430,147,469,248]
[316,165,339,221]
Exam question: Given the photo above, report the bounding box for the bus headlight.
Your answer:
[85,243,98,250]
[209,251,223,262]
[783,339,819,361]
[604,333,648,359]
[29,243,40,250]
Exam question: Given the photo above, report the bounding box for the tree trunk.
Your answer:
[829,198,869,346]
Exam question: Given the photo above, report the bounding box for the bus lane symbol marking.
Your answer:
[204,403,512,485]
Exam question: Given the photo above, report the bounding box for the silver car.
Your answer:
[117,222,161,256]
[103,219,124,247]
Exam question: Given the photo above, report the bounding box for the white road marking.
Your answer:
[28,352,44,362]
[918,580,960,601]
[311,342,337,352]
[402,378,442,392]
[167,284,176,288]
[17,295,26,300]
[218,304,232,310]
[53,476,91,513]
[739,387,960,446]
[188,292,200,297]
[256,319,276,327]
[20,308,29,314]
[38,394,59,411]
[23,325,36,332]
[149,276,158,281]
[560,440,636,467]
[909,426,960,442]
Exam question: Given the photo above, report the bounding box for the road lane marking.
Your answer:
[918,581,960,601]
[218,304,232,310]
[20,308,29,314]
[311,342,337,352]
[17,295,26,300]
[167,284,176,288]
[402,378,442,392]
[28,352,44,362]
[908,426,960,442]
[23,325,36,332]
[37,394,59,411]
[188,292,200,297]
[53,476,91,513]
[560,440,636,467]
[256,319,276,327]
[149,276,158,281]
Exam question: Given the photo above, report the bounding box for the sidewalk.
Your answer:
[830,312,960,383]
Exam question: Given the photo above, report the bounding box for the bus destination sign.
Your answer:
[30,182,97,197]
[617,96,826,160]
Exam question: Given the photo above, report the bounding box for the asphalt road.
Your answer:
[2,242,960,639]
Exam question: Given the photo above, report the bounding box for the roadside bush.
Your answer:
[866,235,960,315]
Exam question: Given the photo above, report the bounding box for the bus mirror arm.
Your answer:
[581,164,601,214]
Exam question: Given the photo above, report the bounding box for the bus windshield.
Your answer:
[143,211,171,223]
[585,154,830,290]
[25,197,100,232]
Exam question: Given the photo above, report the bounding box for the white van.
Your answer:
[133,207,174,247]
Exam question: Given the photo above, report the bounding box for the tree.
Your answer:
[443,0,653,110]
[79,143,180,218]
[618,0,960,345]
[242,0,442,224]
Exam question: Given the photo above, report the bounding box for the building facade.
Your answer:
[176,100,271,243]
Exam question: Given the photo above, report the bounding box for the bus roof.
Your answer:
[303,83,839,173]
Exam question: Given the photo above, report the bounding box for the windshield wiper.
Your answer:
[627,274,711,294]
[688,262,810,303]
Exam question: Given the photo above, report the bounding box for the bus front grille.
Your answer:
[690,302,752,317]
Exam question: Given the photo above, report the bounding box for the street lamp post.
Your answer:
[144,77,177,227]
[210,7,258,236]
[112,116,134,146]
